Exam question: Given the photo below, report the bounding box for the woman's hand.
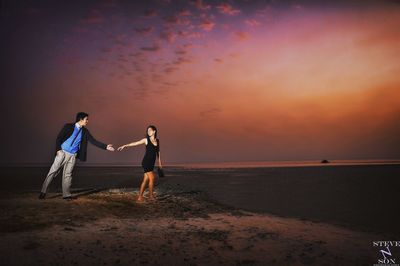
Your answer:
[117,145,126,151]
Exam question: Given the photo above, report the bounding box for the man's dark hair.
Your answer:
[76,112,89,122]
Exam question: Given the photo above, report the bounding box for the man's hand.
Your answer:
[106,144,115,151]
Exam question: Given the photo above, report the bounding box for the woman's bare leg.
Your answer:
[137,173,149,201]
[148,171,156,200]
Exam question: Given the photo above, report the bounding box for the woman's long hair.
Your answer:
[145,125,158,139]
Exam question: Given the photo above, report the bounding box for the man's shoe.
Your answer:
[63,196,77,201]
[38,192,46,200]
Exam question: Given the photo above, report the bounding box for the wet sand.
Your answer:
[0,189,387,266]
[0,164,399,265]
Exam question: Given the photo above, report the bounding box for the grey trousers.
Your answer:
[41,150,77,197]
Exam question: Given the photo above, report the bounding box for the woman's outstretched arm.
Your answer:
[117,138,146,151]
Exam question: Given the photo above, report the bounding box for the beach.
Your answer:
[0,164,399,265]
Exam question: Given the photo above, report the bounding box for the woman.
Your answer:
[117,125,162,202]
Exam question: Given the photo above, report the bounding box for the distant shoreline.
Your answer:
[1,159,400,168]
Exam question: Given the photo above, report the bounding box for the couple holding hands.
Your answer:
[38,112,163,203]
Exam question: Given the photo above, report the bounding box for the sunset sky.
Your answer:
[1,0,399,165]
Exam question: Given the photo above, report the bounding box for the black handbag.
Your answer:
[157,167,165,177]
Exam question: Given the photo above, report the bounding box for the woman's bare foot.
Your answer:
[136,195,145,203]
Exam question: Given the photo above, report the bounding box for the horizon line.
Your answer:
[1,158,400,168]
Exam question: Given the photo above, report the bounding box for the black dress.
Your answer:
[141,136,160,173]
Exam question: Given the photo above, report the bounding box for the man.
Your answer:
[38,112,115,201]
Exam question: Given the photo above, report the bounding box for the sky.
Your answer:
[1,0,399,165]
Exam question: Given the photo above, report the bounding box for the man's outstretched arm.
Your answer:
[87,130,115,151]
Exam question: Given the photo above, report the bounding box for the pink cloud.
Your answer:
[219,23,230,30]
[190,0,211,10]
[229,52,240,58]
[172,57,193,65]
[174,43,194,56]
[160,30,177,43]
[162,13,192,27]
[216,3,241,15]
[141,42,162,52]
[245,19,261,27]
[164,66,179,73]
[175,49,187,55]
[234,31,248,41]
[255,5,274,17]
[182,43,194,49]
[198,19,215,31]
[178,30,203,38]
